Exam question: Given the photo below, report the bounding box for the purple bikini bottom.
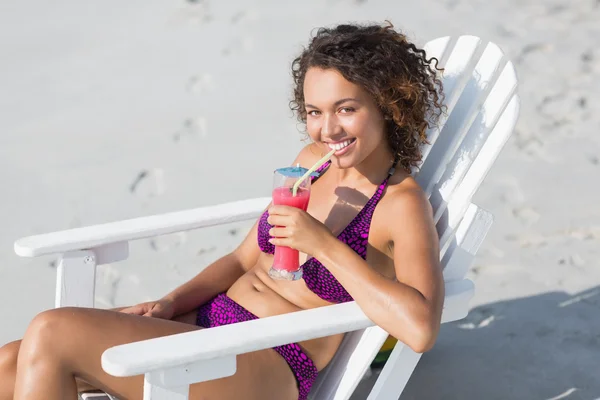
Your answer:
[196,293,318,400]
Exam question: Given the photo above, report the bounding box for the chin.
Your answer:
[333,154,360,169]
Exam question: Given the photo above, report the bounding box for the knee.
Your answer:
[0,341,19,398]
[0,340,19,373]
[21,308,78,357]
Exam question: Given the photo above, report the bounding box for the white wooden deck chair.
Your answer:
[14,35,519,400]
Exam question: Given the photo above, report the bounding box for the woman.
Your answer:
[0,21,445,400]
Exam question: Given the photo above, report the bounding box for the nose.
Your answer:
[321,113,341,138]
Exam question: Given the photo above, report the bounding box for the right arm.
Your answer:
[162,218,264,317]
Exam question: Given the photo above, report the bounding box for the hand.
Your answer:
[267,205,335,257]
[119,298,176,320]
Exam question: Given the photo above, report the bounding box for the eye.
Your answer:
[339,107,355,113]
[307,110,321,116]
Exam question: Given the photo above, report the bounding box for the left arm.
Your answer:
[268,189,444,353]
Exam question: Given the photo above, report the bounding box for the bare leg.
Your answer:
[0,340,19,400]
[0,308,201,398]
[13,307,297,400]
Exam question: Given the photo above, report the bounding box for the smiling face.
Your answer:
[303,67,390,169]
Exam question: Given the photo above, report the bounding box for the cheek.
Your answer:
[306,119,320,140]
[343,115,376,140]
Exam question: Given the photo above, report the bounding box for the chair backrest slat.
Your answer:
[418,40,506,197]
[418,36,482,164]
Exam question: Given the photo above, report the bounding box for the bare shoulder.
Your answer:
[293,143,324,167]
[379,173,436,243]
[385,174,432,216]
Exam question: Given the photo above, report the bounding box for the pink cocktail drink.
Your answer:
[271,187,310,278]
[268,166,312,281]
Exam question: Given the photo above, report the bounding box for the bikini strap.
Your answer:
[310,160,332,183]
[371,157,400,202]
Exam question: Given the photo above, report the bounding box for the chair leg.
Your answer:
[366,343,422,400]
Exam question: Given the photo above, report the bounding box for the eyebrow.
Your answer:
[305,97,359,109]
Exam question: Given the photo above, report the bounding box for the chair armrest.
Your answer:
[14,197,271,257]
[102,280,473,377]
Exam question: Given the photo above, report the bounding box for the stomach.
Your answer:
[226,252,345,371]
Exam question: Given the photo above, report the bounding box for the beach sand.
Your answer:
[1,1,599,398]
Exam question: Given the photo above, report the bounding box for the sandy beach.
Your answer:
[1,0,599,398]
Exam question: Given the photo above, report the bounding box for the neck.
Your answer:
[330,143,395,185]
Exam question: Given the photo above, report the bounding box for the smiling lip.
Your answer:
[327,138,356,156]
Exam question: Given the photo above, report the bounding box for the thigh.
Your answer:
[36,307,297,400]
[0,340,98,394]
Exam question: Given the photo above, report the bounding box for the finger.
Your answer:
[120,305,141,315]
[269,227,289,238]
[268,237,291,247]
[145,304,162,316]
[268,205,295,215]
[267,214,291,226]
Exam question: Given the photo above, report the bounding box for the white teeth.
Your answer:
[328,139,353,151]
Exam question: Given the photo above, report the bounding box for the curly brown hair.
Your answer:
[290,21,445,172]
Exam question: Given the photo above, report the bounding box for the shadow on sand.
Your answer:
[352,286,600,399]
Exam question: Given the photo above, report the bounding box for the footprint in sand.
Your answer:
[197,246,217,256]
[514,42,553,65]
[167,0,212,26]
[173,116,208,141]
[568,253,585,267]
[97,264,122,308]
[512,206,541,226]
[184,0,212,23]
[149,232,187,252]
[580,50,595,74]
[512,130,555,162]
[517,234,549,248]
[129,168,166,198]
[186,73,214,94]
[167,263,184,278]
[496,176,525,205]
[222,36,254,56]
[230,10,260,24]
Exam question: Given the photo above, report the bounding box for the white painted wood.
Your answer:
[366,344,422,400]
[55,250,96,308]
[79,392,113,400]
[420,40,506,198]
[440,279,475,323]
[328,327,389,400]
[442,204,494,282]
[438,92,519,252]
[432,60,519,226]
[101,280,473,378]
[14,197,271,257]
[419,36,482,163]
[102,301,373,377]
[93,242,129,265]
[308,329,366,399]
[145,356,236,387]
[421,36,451,67]
[308,328,386,400]
[144,376,188,400]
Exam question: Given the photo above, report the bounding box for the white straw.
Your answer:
[292,149,336,196]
